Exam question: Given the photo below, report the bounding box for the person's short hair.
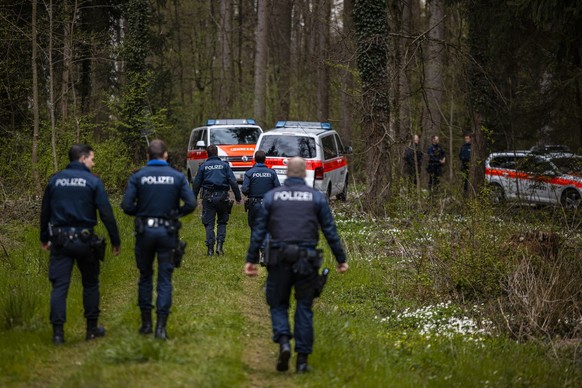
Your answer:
[287,157,306,178]
[254,150,266,164]
[148,139,167,160]
[207,144,218,156]
[68,144,93,162]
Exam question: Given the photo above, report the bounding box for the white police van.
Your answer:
[485,145,582,209]
[255,121,352,201]
[186,119,263,183]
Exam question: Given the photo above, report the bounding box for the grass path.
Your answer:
[0,205,304,387]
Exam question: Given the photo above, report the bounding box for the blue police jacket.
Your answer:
[40,161,121,246]
[428,144,445,165]
[245,177,346,264]
[121,159,196,218]
[191,156,241,201]
[459,142,471,163]
[241,163,280,198]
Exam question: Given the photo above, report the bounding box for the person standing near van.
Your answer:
[192,144,242,256]
[40,144,121,345]
[241,150,280,229]
[459,134,472,193]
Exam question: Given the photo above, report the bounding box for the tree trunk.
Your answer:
[340,0,354,143]
[48,0,58,172]
[421,0,445,166]
[31,0,41,193]
[219,0,233,113]
[316,0,330,121]
[354,0,392,214]
[253,0,269,124]
[270,0,292,120]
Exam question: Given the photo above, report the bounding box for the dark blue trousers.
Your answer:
[246,200,262,228]
[266,263,317,354]
[201,193,230,246]
[135,226,175,316]
[49,240,100,325]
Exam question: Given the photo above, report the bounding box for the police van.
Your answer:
[186,119,263,183]
[485,146,582,209]
[255,121,352,201]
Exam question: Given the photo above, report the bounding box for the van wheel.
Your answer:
[561,188,581,210]
[489,183,505,205]
[337,179,348,202]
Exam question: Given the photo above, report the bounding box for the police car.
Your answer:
[255,121,352,201]
[485,145,582,209]
[187,119,263,183]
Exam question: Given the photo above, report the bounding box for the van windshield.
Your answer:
[258,135,317,158]
[210,127,262,145]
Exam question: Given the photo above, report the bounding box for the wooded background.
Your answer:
[1,0,581,213]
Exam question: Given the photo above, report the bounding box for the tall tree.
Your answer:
[253,0,269,124]
[316,0,330,121]
[354,0,392,214]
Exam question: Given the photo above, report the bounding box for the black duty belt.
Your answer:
[51,226,94,241]
[249,197,263,204]
[141,217,171,228]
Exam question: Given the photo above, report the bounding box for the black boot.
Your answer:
[296,353,310,373]
[86,319,106,340]
[207,245,214,256]
[139,310,153,334]
[276,336,291,372]
[216,241,224,255]
[52,324,65,345]
[155,315,169,340]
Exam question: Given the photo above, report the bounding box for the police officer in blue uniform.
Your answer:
[40,144,121,345]
[459,134,472,193]
[427,135,446,192]
[244,157,349,373]
[192,144,242,256]
[121,139,196,340]
[241,150,280,228]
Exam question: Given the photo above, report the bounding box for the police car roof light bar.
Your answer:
[206,119,256,126]
[275,121,332,130]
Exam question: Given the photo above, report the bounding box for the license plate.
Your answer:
[275,168,286,175]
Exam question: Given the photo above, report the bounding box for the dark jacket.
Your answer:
[459,142,472,170]
[241,163,280,198]
[121,160,196,218]
[245,177,346,264]
[191,156,241,201]
[40,161,120,246]
[404,144,423,175]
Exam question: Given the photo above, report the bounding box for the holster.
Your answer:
[314,268,329,298]
[89,235,107,262]
[227,199,234,214]
[134,218,145,235]
[244,199,250,212]
[172,240,187,268]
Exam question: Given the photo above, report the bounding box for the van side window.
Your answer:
[322,135,337,160]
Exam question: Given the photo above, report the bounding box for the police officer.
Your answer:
[241,150,280,229]
[40,144,121,345]
[244,157,349,373]
[459,134,472,193]
[427,135,446,192]
[121,139,196,340]
[192,144,242,256]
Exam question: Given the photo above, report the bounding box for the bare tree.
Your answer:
[31,0,41,193]
[219,0,233,113]
[316,0,330,121]
[421,0,445,168]
[253,0,269,123]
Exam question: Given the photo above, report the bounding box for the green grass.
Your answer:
[0,200,581,387]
